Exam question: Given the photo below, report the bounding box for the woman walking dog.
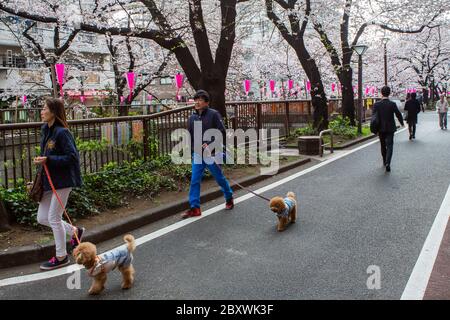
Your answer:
[35,98,84,271]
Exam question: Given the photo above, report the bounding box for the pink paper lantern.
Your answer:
[288,79,294,91]
[120,96,125,104]
[365,86,370,96]
[244,79,251,95]
[306,81,311,92]
[269,80,275,92]
[22,95,27,104]
[147,94,153,102]
[80,96,85,103]
[175,73,184,89]
[331,83,336,92]
[126,72,135,102]
[175,73,184,100]
[55,63,65,97]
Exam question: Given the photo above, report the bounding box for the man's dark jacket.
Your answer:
[372,98,404,133]
[404,99,421,124]
[188,107,226,154]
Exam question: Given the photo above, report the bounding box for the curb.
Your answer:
[325,125,403,150]
[325,134,377,150]
[0,158,310,269]
[282,134,377,152]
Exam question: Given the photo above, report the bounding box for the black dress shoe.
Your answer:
[385,165,391,172]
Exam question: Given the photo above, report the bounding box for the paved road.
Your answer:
[1,112,449,299]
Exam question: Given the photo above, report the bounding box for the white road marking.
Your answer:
[0,129,407,288]
[401,185,450,300]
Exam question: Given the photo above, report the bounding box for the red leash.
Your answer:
[43,163,80,245]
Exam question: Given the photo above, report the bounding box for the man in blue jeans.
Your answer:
[182,90,234,219]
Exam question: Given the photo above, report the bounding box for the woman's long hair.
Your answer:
[45,98,68,128]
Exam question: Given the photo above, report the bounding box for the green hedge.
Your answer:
[0,156,192,228]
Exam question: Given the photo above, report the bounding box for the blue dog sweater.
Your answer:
[277,197,295,218]
[88,247,133,277]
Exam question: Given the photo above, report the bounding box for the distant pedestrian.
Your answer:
[405,92,411,102]
[404,92,422,140]
[436,94,448,130]
[417,93,425,112]
[372,86,405,172]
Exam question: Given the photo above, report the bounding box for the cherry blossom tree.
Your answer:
[0,0,256,117]
[390,26,450,104]
[105,32,174,115]
[309,0,445,124]
[265,0,329,131]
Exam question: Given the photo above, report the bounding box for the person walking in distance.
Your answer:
[372,86,405,172]
[436,94,448,130]
[404,92,422,140]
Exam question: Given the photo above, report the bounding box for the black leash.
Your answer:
[208,149,271,203]
[226,176,271,202]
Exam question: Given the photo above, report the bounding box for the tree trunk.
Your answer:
[422,88,429,104]
[339,70,356,125]
[206,84,226,118]
[0,196,11,232]
[117,87,130,116]
[193,71,227,118]
[311,89,328,132]
[292,45,328,132]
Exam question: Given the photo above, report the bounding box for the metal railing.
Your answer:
[0,103,197,124]
[319,129,334,157]
[0,99,347,188]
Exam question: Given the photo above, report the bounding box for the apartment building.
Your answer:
[0,15,114,106]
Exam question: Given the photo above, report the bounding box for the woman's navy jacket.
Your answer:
[40,123,82,191]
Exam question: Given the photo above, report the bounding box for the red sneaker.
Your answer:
[181,207,202,219]
[225,198,234,210]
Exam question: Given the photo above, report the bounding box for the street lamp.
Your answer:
[382,37,390,86]
[352,44,368,134]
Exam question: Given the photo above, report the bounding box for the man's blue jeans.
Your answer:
[189,153,233,208]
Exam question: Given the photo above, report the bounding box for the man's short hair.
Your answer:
[193,90,210,102]
[411,92,417,99]
[381,86,391,97]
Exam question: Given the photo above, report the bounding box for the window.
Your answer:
[160,77,172,85]
[6,50,12,67]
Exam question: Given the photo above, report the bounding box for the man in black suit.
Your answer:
[372,86,405,172]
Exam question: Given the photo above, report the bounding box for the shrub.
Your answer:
[295,124,317,136]
[1,153,261,228]
[328,116,357,139]
[0,183,38,227]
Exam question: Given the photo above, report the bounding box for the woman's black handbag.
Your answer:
[27,167,44,202]
[27,141,50,203]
